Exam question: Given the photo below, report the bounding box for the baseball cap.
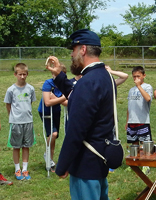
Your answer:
[68,29,101,49]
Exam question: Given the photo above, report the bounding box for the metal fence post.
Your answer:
[19,47,21,61]
[114,47,116,70]
[142,47,145,69]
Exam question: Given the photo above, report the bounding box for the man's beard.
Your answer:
[70,52,84,75]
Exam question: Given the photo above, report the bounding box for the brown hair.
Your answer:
[132,66,145,75]
[60,63,67,74]
[14,63,28,74]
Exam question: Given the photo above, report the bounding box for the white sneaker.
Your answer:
[50,160,56,172]
[142,166,150,175]
[44,152,55,167]
[50,160,55,167]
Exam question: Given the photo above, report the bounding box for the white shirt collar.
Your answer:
[81,62,103,74]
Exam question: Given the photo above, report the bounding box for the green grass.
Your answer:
[1,69,156,200]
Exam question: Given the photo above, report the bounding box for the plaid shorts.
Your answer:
[127,124,152,143]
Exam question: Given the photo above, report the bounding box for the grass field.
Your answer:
[1,68,156,200]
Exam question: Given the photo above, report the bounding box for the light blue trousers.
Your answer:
[70,175,109,200]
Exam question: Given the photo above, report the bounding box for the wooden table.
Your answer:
[125,151,156,200]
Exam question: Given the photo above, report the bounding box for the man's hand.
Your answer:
[59,171,69,179]
[46,56,62,77]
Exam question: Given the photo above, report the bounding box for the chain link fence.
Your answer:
[0,46,156,71]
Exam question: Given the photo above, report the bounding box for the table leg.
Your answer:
[135,186,149,200]
[130,166,156,199]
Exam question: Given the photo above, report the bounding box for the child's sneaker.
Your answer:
[0,173,13,185]
[109,168,114,173]
[50,160,56,172]
[15,170,25,180]
[142,166,150,175]
[22,171,31,180]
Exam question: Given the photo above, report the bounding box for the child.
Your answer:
[125,66,153,174]
[70,75,82,86]
[38,63,67,172]
[0,118,13,185]
[4,63,36,180]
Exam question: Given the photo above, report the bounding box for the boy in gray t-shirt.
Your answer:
[4,63,36,180]
[125,66,153,174]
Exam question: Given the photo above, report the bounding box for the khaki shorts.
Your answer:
[7,123,36,148]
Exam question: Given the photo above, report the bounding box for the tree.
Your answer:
[0,0,64,46]
[61,0,109,39]
[120,2,155,45]
[0,0,112,47]
[99,24,131,57]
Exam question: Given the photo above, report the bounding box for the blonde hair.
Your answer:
[60,63,67,74]
[14,63,28,74]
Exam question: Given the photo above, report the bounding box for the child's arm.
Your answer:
[154,89,156,99]
[135,78,151,102]
[125,109,129,131]
[105,65,128,86]
[6,103,11,115]
[61,100,68,107]
[43,92,66,107]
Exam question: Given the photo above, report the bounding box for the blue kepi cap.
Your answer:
[69,29,101,49]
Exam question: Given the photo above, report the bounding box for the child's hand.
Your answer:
[50,93,57,99]
[134,77,141,87]
[105,65,112,72]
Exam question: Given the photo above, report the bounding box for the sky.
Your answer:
[91,0,156,35]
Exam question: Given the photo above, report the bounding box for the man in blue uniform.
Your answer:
[46,29,115,200]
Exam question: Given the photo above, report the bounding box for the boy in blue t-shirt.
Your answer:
[38,64,67,172]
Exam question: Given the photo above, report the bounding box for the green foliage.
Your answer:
[121,2,156,45]
[0,0,64,46]
[99,24,132,57]
[62,0,109,39]
[0,0,110,47]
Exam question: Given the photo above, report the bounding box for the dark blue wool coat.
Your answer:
[55,63,115,179]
